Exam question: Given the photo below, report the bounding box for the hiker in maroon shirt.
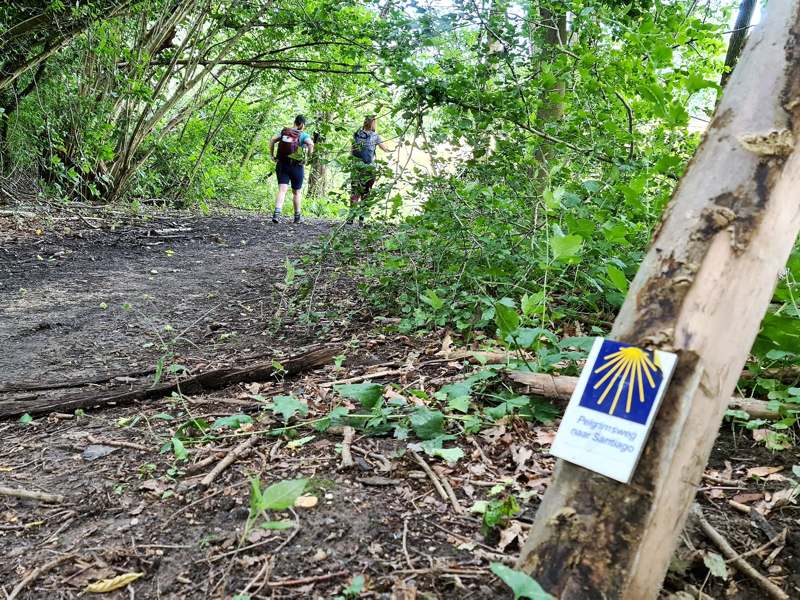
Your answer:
[269,115,314,224]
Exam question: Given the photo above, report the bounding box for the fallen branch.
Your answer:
[199,436,259,488]
[0,346,340,419]
[7,554,76,600]
[507,371,780,420]
[339,426,355,469]
[0,367,155,393]
[0,485,64,503]
[693,505,789,600]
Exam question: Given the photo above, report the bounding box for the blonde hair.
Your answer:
[363,115,377,131]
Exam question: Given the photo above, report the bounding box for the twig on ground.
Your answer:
[7,554,75,600]
[266,570,348,587]
[402,518,414,569]
[183,453,223,475]
[87,435,150,453]
[319,368,407,388]
[389,567,488,577]
[339,426,355,469]
[726,528,787,564]
[209,536,279,562]
[693,505,789,600]
[199,435,258,488]
[438,472,463,514]
[410,450,449,505]
[0,485,64,503]
[702,473,743,487]
[240,556,273,597]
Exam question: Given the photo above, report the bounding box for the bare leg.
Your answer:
[292,189,302,214]
[274,184,289,211]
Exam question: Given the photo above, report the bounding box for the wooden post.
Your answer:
[516,4,800,599]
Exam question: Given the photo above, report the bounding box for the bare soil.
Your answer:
[1,212,798,599]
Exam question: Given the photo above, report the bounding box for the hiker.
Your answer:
[348,115,390,224]
[270,114,314,224]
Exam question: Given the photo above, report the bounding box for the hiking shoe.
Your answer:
[293,213,303,224]
[271,211,281,224]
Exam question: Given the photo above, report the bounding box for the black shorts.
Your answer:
[276,160,304,190]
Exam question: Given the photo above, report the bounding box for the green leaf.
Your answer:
[269,396,308,421]
[420,288,446,310]
[606,265,629,293]
[490,563,553,599]
[211,414,253,430]
[18,413,33,425]
[335,383,384,409]
[261,519,295,530]
[703,551,729,580]
[343,574,365,597]
[494,301,520,334]
[447,395,471,413]
[410,407,444,440]
[286,435,315,449]
[521,292,544,317]
[550,234,583,261]
[260,479,308,510]
[171,437,188,461]
[428,446,464,464]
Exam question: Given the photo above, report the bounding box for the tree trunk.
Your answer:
[721,0,757,88]
[517,3,800,599]
[536,8,567,123]
[307,118,330,199]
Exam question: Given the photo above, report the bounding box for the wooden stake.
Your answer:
[517,4,800,598]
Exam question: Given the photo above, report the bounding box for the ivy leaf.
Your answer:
[410,407,444,440]
[703,551,728,580]
[428,446,464,464]
[335,383,384,409]
[18,413,33,425]
[269,395,308,421]
[490,563,553,600]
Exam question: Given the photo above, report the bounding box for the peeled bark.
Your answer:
[517,3,800,598]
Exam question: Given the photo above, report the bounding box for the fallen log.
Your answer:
[0,346,340,419]
[507,371,780,420]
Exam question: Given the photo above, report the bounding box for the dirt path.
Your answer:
[1,215,332,388]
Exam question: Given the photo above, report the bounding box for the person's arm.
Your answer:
[269,135,280,160]
[303,135,314,155]
[377,134,390,152]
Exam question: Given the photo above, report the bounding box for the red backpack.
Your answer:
[277,128,301,160]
